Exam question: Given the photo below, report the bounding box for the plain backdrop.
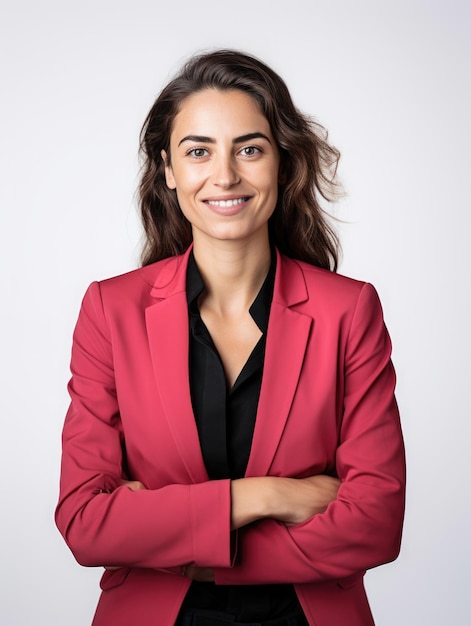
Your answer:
[1,1,470,624]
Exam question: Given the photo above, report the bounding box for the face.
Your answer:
[162,89,280,248]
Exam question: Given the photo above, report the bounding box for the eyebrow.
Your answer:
[177,132,272,147]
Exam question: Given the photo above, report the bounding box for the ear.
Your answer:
[161,150,176,190]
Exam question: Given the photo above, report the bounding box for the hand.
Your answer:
[270,475,340,525]
[230,474,340,529]
[182,565,215,582]
[121,479,146,491]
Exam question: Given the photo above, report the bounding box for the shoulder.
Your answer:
[295,258,365,294]
[79,253,188,318]
[95,254,187,300]
[279,254,383,322]
[280,254,367,300]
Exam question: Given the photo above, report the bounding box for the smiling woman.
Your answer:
[56,49,405,626]
[138,50,341,271]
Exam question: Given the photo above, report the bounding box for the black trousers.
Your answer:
[176,607,309,626]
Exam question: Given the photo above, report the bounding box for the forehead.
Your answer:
[171,89,271,139]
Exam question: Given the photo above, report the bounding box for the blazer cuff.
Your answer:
[190,479,233,568]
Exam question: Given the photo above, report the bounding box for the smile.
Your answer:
[205,197,249,208]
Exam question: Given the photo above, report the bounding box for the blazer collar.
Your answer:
[149,245,193,300]
[149,245,309,309]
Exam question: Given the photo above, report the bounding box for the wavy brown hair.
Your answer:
[139,49,341,270]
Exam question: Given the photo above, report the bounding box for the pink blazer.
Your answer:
[56,247,405,626]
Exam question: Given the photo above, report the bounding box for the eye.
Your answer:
[187,147,209,158]
[239,146,261,157]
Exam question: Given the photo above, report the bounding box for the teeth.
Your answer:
[207,198,247,208]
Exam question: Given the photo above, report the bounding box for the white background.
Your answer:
[1,1,469,624]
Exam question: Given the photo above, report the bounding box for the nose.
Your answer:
[211,153,240,188]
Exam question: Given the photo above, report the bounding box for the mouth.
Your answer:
[204,196,251,209]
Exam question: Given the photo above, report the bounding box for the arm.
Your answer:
[214,283,406,585]
[180,474,341,581]
[230,474,341,529]
[55,282,233,570]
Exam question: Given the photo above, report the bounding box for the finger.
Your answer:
[121,480,146,491]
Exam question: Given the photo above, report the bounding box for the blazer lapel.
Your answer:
[145,249,208,483]
[145,248,312,481]
[246,252,312,477]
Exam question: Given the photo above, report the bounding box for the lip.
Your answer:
[202,195,252,216]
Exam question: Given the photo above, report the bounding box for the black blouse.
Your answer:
[179,251,302,622]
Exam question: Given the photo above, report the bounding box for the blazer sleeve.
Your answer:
[214,282,406,585]
[55,281,233,570]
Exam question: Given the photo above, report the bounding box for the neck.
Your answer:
[192,233,272,315]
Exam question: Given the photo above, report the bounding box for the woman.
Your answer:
[56,50,406,626]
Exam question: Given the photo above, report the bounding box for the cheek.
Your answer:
[172,165,204,196]
[260,172,280,201]
[253,161,279,191]
[174,189,191,215]
[173,182,201,221]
